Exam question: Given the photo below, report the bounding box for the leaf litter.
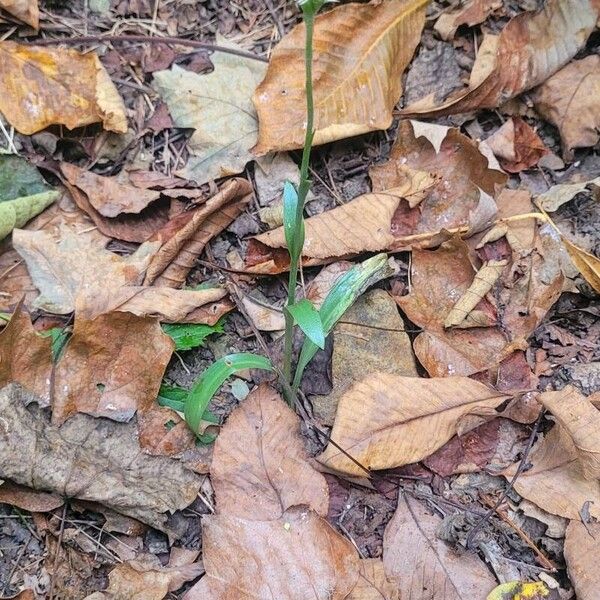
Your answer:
[0,0,600,597]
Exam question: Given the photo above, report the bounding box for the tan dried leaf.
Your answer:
[537,177,600,213]
[253,0,428,153]
[402,0,599,118]
[318,373,509,477]
[240,294,285,331]
[540,387,600,480]
[562,236,600,295]
[52,312,174,425]
[183,507,359,600]
[564,520,600,600]
[0,302,52,404]
[434,0,501,41]
[211,384,328,520]
[0,0,39,29]
[383,494,497,598]
[534,56,600,158]
[61,163,161,217]
[0,384,200,533]
[347,559,399,600]
[0,42,127,134]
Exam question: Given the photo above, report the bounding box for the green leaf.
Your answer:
[0,155,50,201]
[39,326,70,362]
[292,253,394,390]
[283,180,304,262]
[287,298,325,349]
[0,190,59,241]
[184,353,272,434]
[162,319,224,351]
[158,384,188,412]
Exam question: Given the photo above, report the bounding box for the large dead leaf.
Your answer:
[211,384,329,520]
[539,387,600,480]
[153,40,267,184]
[61,162,161,217]
[504,424,600,521]
[0,384,200,533]
[564,520,600,600]
[383,494,497,598]
[0,302,52,405]
[0,42,127,134]
[145,178,253,287]
[51,311,174,425]
[0,481,63,512]
[318,373,510,477]
[402,0,599,117]
[534,56,600,159]
[0,0,39,28]
[252,0,428,153]
[183,507,359,600]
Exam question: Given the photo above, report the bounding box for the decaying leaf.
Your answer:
[253,0,428,153]
[561,236,600,295]
[383,494,497,598]
[504,424,600,521]
[434,0,501,41]
[183,507,360,600]
[0,42,127,134]
[0,384,200,533]
[240,294,285,331]
[540,387,600,480]
[51,311,174,425]
[61,163,161,217]
[347,559,399,600]
[534,56,600,158]
[153,40,267,184]
[211,384,329,520]
[318,373,510,477]
[0,481,63,513]
[485,117,548,173]
[0,0,39,29]
[564,520,600,600]
[0,154,52,200]
[0,302,53,404]
[537,177,600,213]
[402,0,599,117]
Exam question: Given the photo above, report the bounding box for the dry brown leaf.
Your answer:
[240,294,285,331]
[253,0,428,153]
[51,311,173,425]
[383,494,497,598]
[61,163,161,217]
[402,0,599,118]
[539,387,600,480]
[537,177,600,213]
[564,520,600,600]
[210,384,328,520]
[347,559,399,600]
[504,424,600,521]
[534,56,600,158]
[0,481,63,512]
[485,117,548,173]
[434,0,501,41]
[86,556,204,600]
[146,178,253,287]
[0,0,39,28]
[0,302,53,405]
[0,42,127,134]
[318,373,510,477]
[183,507,359,600]
[562,236,600,295]
[0,384,200,533]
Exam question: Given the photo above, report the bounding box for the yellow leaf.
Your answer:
[0,42,127,135]
[0,190,58,241]
[487,581,551,600]
[562,236,600,294]
[253,0,429,153]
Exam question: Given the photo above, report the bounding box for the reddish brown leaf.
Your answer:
[0,481,63,512]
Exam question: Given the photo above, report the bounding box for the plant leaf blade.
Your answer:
[287,299,325,349]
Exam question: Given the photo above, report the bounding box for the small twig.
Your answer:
[48,503,68,600]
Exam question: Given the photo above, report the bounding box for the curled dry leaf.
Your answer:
[0,0,39,29]
[434,0,501,41]
[0,384,200,533]
[318,373,510,477]
[504,424,600,521]
[61,162,161,217]
[0,481,63,513]
[51,311,174,425]
[183,507,359,600]
[537,177,600,213]
[484,117,548,173]
[153,40,267,184]
[561,236,600,295]
[564,520,600,600]
[347,559,399,600]
[211,384,329,520]
[253,0,428,153]
[0,42,127,134]
[402,0,599,117]
[383,494,497,599]
[534,56,600,158]
[0,302,53,405]
[145,178,253,288]
[539,387,600,480]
